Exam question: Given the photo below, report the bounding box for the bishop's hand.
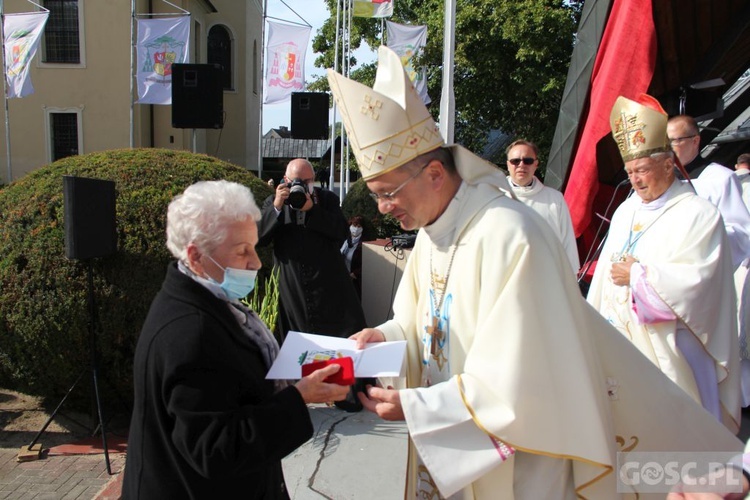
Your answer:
[358,384,405,421]
[611,255,638,287]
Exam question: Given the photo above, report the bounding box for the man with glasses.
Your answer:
[667,117,750,256]
[667,114,704,175]
[587,94,739,429]
[258,158,368,412]
[506,139,579,274]
[329,47,741,499]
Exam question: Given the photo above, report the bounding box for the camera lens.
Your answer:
[286,182,308,209]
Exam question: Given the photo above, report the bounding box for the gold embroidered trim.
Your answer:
[455,374,615,499]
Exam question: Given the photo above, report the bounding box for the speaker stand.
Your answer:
[22,260,112,474]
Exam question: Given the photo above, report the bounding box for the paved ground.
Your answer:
[2,403,750,499]
[0,404,407,499]
[0,450,127,500]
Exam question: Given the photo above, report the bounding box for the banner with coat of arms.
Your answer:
[264,21,311,105]
[386,21,430,105]
[135,16,190,105]
[3,11,49,99]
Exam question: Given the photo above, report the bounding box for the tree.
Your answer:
[309,0,582,169]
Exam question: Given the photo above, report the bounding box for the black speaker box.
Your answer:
[291,92,329,139]
[172,63,223,129]
[63,176,117,260]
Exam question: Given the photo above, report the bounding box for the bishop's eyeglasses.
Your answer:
[369,163,429,204]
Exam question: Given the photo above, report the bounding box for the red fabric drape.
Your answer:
[563,0,657,237]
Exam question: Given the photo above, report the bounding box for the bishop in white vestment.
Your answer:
[587,95,740,432]
[329,50,742,500]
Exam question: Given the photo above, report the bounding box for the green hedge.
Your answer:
[0,148,273,408]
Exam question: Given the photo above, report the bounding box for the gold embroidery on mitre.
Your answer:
[406,133,422,149]
[612,110,647,157]
[360,94,382,120]
[609,95,671,163]
[360,122,442,173]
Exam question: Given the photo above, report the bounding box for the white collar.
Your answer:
[424,182,468,248]
[637,179,681,211]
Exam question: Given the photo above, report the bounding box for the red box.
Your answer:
[301,357,355,385]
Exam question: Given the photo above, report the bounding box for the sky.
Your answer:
[262,0,376,135]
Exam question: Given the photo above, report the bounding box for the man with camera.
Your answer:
[258,158,368,411]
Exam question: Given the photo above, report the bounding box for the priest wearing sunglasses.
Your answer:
[506,140,579,274]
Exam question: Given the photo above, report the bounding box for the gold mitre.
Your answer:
[609,94,671,163]
[327,45,444,180]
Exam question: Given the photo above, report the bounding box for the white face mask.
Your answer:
[350,226,363,238]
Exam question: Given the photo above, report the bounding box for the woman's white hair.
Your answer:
[166,180,261,262]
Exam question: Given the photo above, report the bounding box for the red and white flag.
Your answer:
[135,16,190,105]
[386,21,430,105]
[353,0,393,18]
[264,21,311,105]
[3,11,49,99]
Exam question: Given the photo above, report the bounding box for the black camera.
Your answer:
[283,179,309,210]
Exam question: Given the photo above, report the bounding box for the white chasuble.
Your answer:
[587,180,740,432]
[377,171,742,500]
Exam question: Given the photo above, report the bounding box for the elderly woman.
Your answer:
[122,180,349,499]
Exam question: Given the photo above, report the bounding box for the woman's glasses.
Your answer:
[508,157,536,166]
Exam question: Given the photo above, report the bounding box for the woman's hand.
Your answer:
[294,364,351,404]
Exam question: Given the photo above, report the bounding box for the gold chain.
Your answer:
[429,244,459,315]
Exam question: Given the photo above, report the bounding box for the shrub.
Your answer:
[341,178,403,240]
[0,148,274,408]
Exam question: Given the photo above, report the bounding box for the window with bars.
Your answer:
[50,113,79,161]
[43,0,80,64]
[208,25,232,91]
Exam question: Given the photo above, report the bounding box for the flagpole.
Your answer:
[0,0,12,184]
[259,0,268,180]
[329,0,341,194]
[439,0,455,144]
[129,0,134,148]
[337,0,349,203]
[343,0,352,200]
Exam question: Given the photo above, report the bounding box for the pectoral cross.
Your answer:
[426,315,444,356]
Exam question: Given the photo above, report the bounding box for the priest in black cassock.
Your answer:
[258,158,368,411]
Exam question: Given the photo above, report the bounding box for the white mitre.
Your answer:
[327,45,511,192]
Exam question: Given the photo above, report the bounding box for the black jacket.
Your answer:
[258,188,366,339]
[122,262,312,499]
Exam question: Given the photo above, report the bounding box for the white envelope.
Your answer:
[266,331,407,379]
